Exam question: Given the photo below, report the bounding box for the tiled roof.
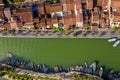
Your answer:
[66,0,74,4]
[17,12,33,23]
[58,17,63,24]
[92,25,98,30]
[0,22,4,29]
[66,3,75,11]
[46,18,52,25]
[75,0,82,9]
[0,8,3,17]
[50,3,62,13]
[103,0,109,6]
[99,19,104,24]
[87,0,93,9]
[4,23,11,29]
[51,16,58,24]
[38,3,45,14]
[97,0,102,6]
[93,12,99,21]
[45,3,50,14]
[87,2,93,9]
[92,23,98,30]
[39,18,46,27]
[111,0,120,11]
[61,0,66,4]
[16,8,32,13]
[76,13,83,22]
[81,0,87,3]
[16,8,33,23]
[17,22,23,29]
[113,12,120,21]
[0,0,3,4]
[64,14,76,25]
[33,18,39,23]
[4,8,11,19]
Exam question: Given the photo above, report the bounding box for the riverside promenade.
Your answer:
[0,29,119,38]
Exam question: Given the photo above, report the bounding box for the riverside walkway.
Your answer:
[0,29,119,38]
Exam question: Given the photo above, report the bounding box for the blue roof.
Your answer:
[32,6,38,12]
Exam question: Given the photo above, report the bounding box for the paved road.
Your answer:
[0,29,119,39]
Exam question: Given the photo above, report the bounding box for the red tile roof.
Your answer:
[99,19,104,24]
[50,3,62,13]
[103,0,109,6]
[4,8,11,19]
[76,13,83,22]
[0,8,3,17]
[39,18,46,28]
[111,0,120,11]
[66,0,74,4]
[93,12,99,21]
[45,3,50,14]
[113,12,120,21]
[51,16,58,24]
[61,0,66,4]
[16,8,33,23]
[66,3,75,11]
[4,23,11,29]
[75,0,82,9]
[97,0,103,6]
[0,0,3,4]
[64,14,76,25]
[38,3,45,14]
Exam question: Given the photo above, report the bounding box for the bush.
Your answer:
[117,34,120,37]
[12,32,16,36]
[47,34,52,37]
[52,27,64,32]
[73,33,77,37]
[2,32,7,36]
[99,34,103,37]
[31,33,35,36]
[114,27,119,31]
[0,71,6,78]
[82,33,87,37]
[21,33,26,36]
[39,33,44,37]
[7,0,22,4]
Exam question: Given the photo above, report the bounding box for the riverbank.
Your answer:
[0,63,103,80]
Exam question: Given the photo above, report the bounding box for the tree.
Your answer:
[73,33,77,37]
[7,0,22,4]
[53,0,57,4]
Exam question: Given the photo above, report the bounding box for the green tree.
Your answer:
[7,0,22,4]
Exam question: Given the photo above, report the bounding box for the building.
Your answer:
[111,0,120,12]
[87,0,93,9]
[10,16,23,29]
[0,0,4,5]
[16,8,33,29]
[97,0,103,6]
[92,12,99,23]
[4,8,11,21]
[110,0,120,27]
[0,0,119,30]
[38,3,45,15]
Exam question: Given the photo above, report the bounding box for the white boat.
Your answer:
[108,38,117,42]
[113,40,120,47]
